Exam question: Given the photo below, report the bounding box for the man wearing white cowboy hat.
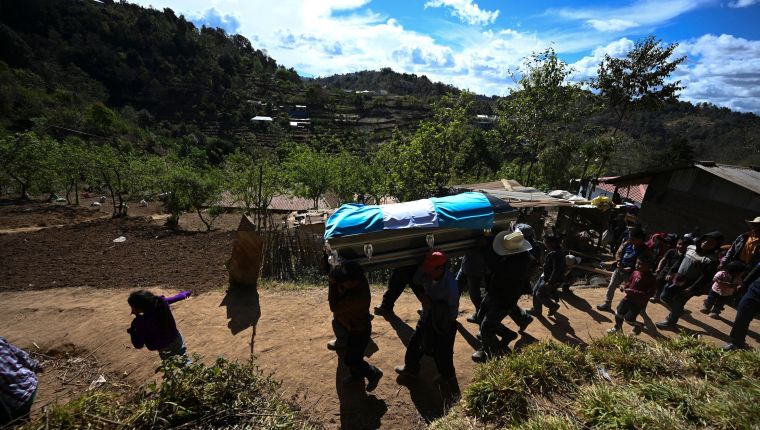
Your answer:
[472,229,534,362]
[722,216,760,269]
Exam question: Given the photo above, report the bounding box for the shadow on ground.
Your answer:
[220,287,261,355]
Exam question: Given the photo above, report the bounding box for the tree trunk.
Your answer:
[74,180,79,205]
[196,208,211,231]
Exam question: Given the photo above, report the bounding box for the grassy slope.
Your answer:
[19,357,319,429]
[432,334,760,430]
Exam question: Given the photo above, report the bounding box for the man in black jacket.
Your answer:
[472,230,534,362]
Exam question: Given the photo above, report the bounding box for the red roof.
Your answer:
[596,178,648,203]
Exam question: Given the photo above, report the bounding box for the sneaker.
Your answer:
[607,327,621,334]
[709,312,720,319]
[417,308,423,316]
[518,314,534,332]
[394,365,418,378]
[699,307,710,314]
[471,350,489,363]
[466,314,479,324]
[655,320,675,330]
[373,305,393,316]
[596,303,613,312]
[327,339,345,351]
[502,330,518,344]
[365,368,383,392]
[649,297,660,303]
[526,307,539,316]
[723,343,746,351]
[547,303,560,317]
[631,325,642,335]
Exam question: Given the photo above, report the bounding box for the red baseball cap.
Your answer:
[421,250,447,273]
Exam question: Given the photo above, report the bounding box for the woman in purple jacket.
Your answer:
[127,290,192,361]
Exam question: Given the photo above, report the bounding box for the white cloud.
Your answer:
[570,38,635,81]
[424,0,499,26]
[553,0,710,33]
[728,0,759,7]
[675,34,760,112]
[126,1,760,112]
[586,19,638,32]
[570,34,760,113]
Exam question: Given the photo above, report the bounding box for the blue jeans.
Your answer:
[532,277,556,312]
[729,282,760,347]
[159,333,188,361]
[703,290,731,314]
[660,285,694,324]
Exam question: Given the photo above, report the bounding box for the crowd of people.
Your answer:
[2,216,758,424]
[326,215,760,394]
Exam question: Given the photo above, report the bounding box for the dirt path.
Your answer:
[1,286,757,429]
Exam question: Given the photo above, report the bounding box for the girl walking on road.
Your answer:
[127,289,192,361]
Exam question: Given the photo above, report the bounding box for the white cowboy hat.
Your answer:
[746,216,760,224]
[492,230,533,256]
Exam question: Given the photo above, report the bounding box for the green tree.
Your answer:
[224,150,283,230]
[330,151,365,205]
[54,137,93,204]
[496,48,593,188]
[282,144,332,209]
[592,36,686,176]
[0,132,55,199]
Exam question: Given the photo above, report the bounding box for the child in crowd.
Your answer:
[651,236,692,303]
[127,290,192,361]
[598,227,650,312]
[701,261,746,318]
[608,256,657,335]
[529,235,565,317]
[328,262,383,391]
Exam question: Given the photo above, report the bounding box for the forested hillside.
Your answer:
[0,0,758,213]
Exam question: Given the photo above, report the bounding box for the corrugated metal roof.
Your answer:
[602,163,760,195]
[695,163,760,195]
[217,191,334,211]
[452,179,573,207]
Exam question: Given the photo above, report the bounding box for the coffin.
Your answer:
[324,192,518,270]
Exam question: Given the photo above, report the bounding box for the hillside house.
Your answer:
[601,162,760,239]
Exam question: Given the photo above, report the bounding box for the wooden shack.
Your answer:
[602,162,760,239]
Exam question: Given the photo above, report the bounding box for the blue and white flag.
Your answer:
[324,192,495,240]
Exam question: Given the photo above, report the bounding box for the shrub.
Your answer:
[21,356,318,429]
[443,334,760,430]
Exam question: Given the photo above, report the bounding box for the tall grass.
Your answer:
[21,356,319,429]
[435,334,760,430]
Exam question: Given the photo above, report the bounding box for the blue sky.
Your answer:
[129,0,760,112]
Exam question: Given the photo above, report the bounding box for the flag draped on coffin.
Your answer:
[324,192,495,240]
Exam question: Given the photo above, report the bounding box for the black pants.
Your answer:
[703,290,731,314]
[479,299,516,353]
[345,325,377,379]
[381,266,423,310]
[532,277,555,312]
[661,284,694,324]
[615,298,643,329]
[729,283,760,347]
[404,317,457,379]
[457,273,484,312]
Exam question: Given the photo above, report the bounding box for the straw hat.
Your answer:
[492,230,533,256]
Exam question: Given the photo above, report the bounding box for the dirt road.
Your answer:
[1,286,757,430]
